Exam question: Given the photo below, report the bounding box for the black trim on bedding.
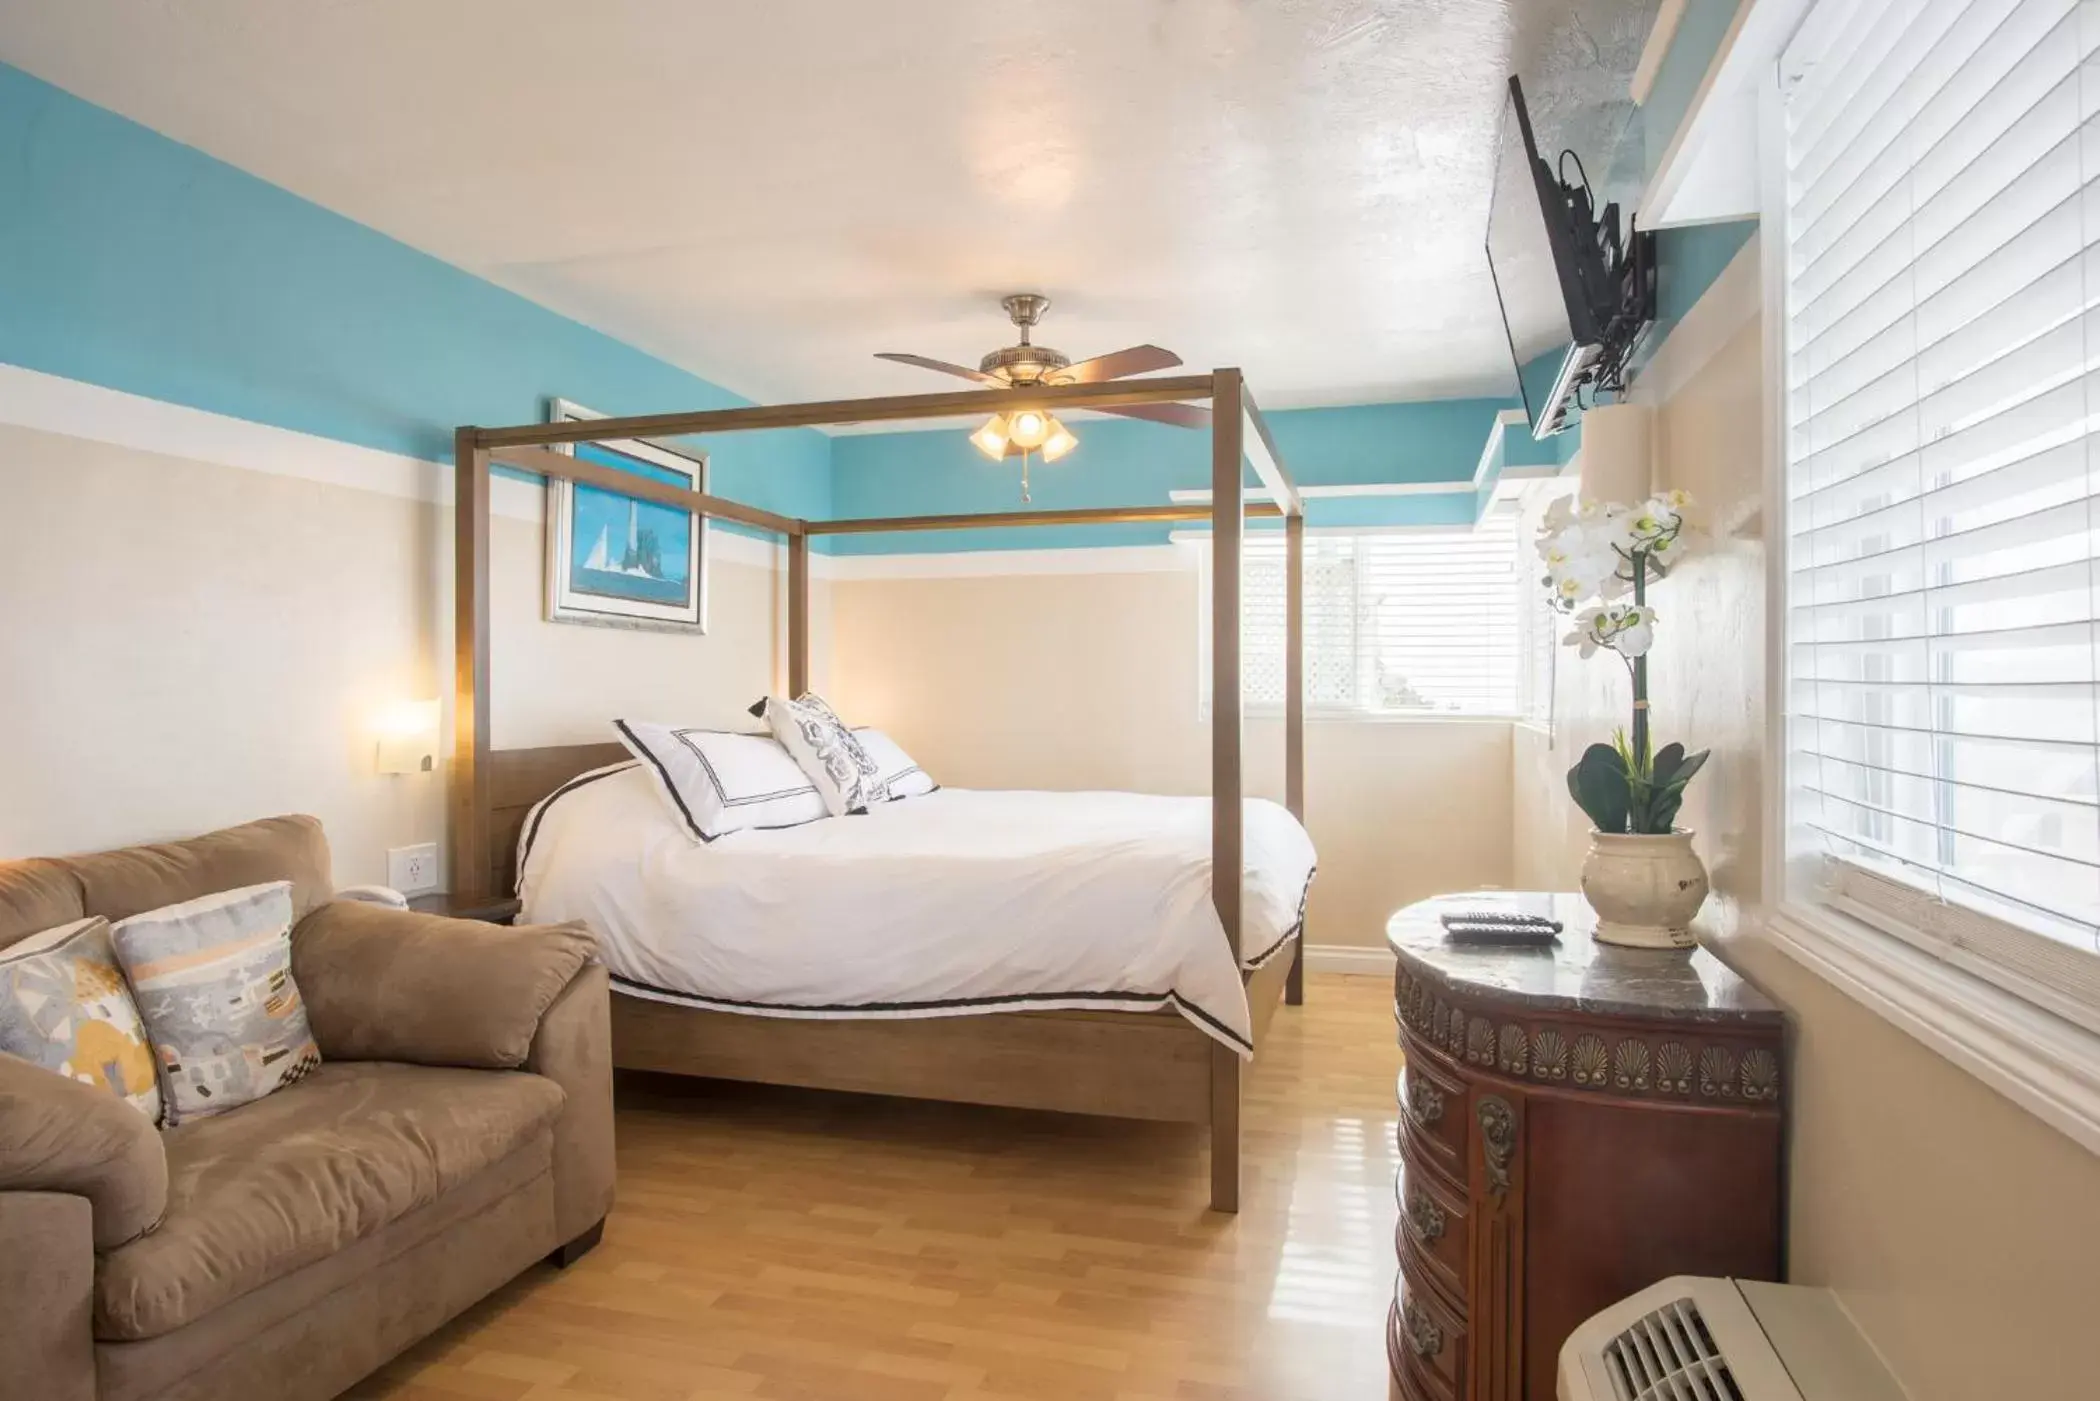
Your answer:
[606,971,1256,1055]
[514,759,640,892]
[1240,862,1318,971]
[614,719,712,843]
[672,727,819,808]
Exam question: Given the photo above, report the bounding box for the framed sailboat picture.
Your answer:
[543,399,708,633]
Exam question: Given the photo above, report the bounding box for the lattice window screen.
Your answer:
[1214,519,1521,716]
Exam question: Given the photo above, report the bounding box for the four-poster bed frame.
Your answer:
[449,369,1305,1212]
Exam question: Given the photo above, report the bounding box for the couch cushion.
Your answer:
[65,816,334,926]
[93,1061,564,1341]
[0,859,87,952]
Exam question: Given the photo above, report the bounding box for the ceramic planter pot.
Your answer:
[1580,829,1708,950]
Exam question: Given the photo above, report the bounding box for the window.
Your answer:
[1778,0,2100,1018]
[1204,518,1523,716]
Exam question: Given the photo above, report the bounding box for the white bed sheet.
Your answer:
[516,764,1317,1054]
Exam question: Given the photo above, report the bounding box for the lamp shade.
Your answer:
[375,699,440,774]
[1576,403,1654,506]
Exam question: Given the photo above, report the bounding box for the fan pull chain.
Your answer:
[1021,450,1031,504]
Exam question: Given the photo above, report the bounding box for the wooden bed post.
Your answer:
[1284,508,1306,1006]
[1210,368,1245,1215]
[787,531,810,697]
[451,427,493,899]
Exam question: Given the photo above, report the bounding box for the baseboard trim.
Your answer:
[1302,944,1396,976]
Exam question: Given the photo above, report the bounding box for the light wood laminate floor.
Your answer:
[345,972,1401,1401]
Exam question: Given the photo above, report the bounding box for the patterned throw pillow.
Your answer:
[751,693,882,816]
[852,728,938,802]
[111,881,321,1125]
[0,916,164,1123]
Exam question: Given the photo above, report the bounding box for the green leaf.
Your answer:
[1569,743,1631,834]
[1673,748,1710,787]
[1645,789,1685,834]
[1650,741,1686,786]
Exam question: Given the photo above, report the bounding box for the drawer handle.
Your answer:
[1404,1188,1446,1243]
[1404,1072,1445,1127]
[1402,1297,1443,1358]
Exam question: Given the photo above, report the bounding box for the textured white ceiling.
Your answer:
[0,0,1656,409]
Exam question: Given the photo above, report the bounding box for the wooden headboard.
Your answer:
[478,742,630,896]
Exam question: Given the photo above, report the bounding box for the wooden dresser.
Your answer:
[1386,894,1784,1401]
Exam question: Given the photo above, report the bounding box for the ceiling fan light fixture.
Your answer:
[1039,416,1078,463]
[1008,409,1051,450]
[970,413,1011,460]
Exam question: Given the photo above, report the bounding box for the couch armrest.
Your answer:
[527,962,616,1245]
[0,1193,97,1401]
[291,900,596,1069]
[0,1053,166,1250]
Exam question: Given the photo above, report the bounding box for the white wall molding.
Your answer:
[1632,232,1763,409]
[818,542,1189,581]
[0,363,803,568]
[1760,902,2100,1158]
[1172,481,1471,502]
[1302,943,1396,976]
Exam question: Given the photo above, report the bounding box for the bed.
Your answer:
[450,369,1308,1210]
[516,762,1317,1055]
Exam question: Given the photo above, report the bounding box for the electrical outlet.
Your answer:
[386,843,439,895]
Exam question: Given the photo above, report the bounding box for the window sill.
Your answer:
[1759,900,2100,1156]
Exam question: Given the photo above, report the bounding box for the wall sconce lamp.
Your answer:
[375,699,440,775]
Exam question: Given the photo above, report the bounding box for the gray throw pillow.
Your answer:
[111,880,321,1124]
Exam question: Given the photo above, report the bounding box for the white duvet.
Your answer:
[516,764,1317,1054]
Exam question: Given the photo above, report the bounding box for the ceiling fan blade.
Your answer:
[1053,344,1185,384]
[1092,401,1212,430]
[874,352,1003,385]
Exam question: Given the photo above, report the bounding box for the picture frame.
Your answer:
[542,398,709,634]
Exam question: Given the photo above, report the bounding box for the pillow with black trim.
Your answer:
[748,693,882,816]
[853,727,938,801]
[613,719,829,841]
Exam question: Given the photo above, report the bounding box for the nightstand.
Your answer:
[407,891,522,924]
[1387,893,1784,1401]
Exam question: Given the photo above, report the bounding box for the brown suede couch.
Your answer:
[0,816,615,1401]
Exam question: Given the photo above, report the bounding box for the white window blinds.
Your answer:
[1781,0,2100,1004]
[1217,519,1522,716]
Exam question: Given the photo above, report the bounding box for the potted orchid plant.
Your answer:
[1539,490,1711,949]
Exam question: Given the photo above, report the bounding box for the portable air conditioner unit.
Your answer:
[1559,1276,1908,1401]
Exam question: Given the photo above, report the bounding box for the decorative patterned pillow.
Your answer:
[110,881,321,1125]
[852,728,938,802]
[0,916,164,1123]
[613,720,830,841]
[750,693,882,816]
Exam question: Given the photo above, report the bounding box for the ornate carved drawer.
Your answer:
[1398,1054,1466,1181]
[1390,1273,1466,1401]
[1396,1155,1468,1310]
[1386,895,1786,1401]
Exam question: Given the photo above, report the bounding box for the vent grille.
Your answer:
[1603,1298,1744,1401]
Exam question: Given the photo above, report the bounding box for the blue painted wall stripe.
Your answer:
[0,58,1756,558]
[0,62,832,523]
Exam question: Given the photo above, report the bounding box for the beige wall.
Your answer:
[831,566,1515,950]
[1511,293,2100,1397]
[0,421,805,886]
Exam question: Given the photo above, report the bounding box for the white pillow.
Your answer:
[750,693,882,816]
[853,727,937,801]
[613,720,829,840]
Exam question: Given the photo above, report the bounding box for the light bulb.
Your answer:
[1008,409,1050,450]
[1039,416,1078,462]
[970,414,1010,460]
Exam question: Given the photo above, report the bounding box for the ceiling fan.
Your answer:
[876,294,1209,498]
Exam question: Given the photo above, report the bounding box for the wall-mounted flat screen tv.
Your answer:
[1486,75,1653,439]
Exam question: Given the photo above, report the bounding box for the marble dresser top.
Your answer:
[1386,892,1781,1027]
